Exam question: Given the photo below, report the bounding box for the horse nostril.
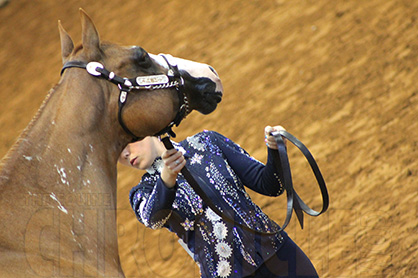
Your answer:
[205,91,223,103]
[214,92,223,103]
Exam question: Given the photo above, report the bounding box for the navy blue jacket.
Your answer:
[129,130,287,278]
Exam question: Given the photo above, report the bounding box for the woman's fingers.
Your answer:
[264,125,287,149]
[162,149,185,171]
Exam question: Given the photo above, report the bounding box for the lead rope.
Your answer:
[270,130,329,230]
[161,131,329,234]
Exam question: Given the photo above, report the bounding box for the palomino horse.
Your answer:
[0,9,223,277]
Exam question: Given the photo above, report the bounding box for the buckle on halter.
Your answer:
[86,62,104,76]
[119,91,127,103]
[167,69,175,77]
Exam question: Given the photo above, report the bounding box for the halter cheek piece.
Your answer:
[60,54,189,141]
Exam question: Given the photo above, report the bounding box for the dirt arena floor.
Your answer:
[1,0,417,277]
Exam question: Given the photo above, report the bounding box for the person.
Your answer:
[119,126,319,278]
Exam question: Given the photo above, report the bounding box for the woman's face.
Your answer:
[118,137,159,170]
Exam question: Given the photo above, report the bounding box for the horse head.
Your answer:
[59,9,223,142]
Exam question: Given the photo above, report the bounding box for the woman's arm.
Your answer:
[213,130,285,196]
[129,175,177,229]
[129,147,186,229]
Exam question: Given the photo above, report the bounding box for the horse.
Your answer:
[0,9,223,277]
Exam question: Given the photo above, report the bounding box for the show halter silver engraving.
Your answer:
[136,75,169,86]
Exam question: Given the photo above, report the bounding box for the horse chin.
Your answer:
[197,105,217,115]
[196,92,222,114]
[207,90,223,104]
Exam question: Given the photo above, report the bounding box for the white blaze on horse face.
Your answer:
[149,53,223,93]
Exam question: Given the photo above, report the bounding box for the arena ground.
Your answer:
[1,0,417,277]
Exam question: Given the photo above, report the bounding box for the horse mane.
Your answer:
[1,42,110,171]
[0,84,59,173]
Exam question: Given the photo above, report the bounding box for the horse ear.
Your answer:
[79,8,101,58]
[58,20,74,64]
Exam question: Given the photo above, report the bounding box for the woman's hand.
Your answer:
[161,148,186,188]
[264,125,287,150]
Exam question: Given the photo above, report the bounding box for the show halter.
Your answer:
[61,54,189,141]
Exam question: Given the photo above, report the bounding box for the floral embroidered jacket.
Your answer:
[129,130,288,278]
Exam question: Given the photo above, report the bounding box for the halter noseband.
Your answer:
[60,54,190,141]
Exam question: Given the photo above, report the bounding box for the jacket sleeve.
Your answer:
[211,131,284,196]
[129,174,177,229]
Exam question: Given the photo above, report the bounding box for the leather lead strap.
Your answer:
[162,131,329,234]
[271,130,329,230]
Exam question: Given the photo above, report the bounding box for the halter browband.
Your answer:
[60,54,189,141]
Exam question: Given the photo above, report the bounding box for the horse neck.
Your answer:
[1,74,124,200]
[0,74,127,276]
